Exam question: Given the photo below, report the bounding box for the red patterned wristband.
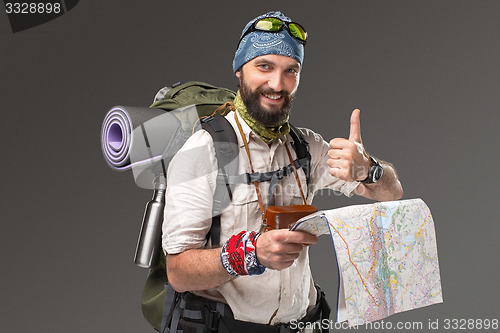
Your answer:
[220,231,266,276]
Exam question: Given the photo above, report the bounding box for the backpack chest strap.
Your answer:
[226,155,310,186]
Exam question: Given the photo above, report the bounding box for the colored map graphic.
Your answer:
[292,198,443,325]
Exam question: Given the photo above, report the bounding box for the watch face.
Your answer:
[363,157,383,184]
[374,165,383,181]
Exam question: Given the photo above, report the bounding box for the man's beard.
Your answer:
[238,78,295,126]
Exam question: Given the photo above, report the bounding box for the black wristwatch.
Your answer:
[362,156,383,184]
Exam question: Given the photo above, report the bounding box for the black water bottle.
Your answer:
[134,181,166,268]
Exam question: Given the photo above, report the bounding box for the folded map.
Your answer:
[291,198,443,325]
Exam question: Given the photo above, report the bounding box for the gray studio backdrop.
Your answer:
[1,1,498,332]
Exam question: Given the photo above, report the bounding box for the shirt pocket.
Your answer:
[273,172,309,206]
[222,184,262,236]
[231,183,259,205]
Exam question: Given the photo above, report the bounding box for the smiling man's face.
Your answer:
[236,54,301,126]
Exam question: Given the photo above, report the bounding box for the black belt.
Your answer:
[166,284,330,333]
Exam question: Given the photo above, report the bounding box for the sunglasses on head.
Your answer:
[239,17,308,45]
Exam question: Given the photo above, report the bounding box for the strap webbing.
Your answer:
[160,284,179,333]
[289,124,311,186]
[201,114,239,247]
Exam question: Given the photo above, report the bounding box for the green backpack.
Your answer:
[150,81,237,116]
[140,81,238,331]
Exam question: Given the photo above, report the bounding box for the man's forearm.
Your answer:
[166,248,235,293]
[354,160,404,201]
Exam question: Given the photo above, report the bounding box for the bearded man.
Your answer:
[161,11,403,333]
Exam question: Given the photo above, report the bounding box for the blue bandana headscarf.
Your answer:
[232,11,305,73]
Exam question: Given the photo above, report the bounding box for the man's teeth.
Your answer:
[264,94,281,100]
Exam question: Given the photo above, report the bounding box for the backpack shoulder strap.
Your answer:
[289,124,311,190]
[201,114,239,247]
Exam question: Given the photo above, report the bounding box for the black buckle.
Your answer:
[247,172,261,183]
[275,168,285,180]
[241,166,290,185]
[277,323,295,333]
[202,115,214,123]
[205,308,220,331]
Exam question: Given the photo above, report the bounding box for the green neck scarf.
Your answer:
[234,90,290,143]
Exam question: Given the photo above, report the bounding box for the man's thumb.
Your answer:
[349,109,362,142]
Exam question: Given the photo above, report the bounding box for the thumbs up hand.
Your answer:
[327,109,371,182]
